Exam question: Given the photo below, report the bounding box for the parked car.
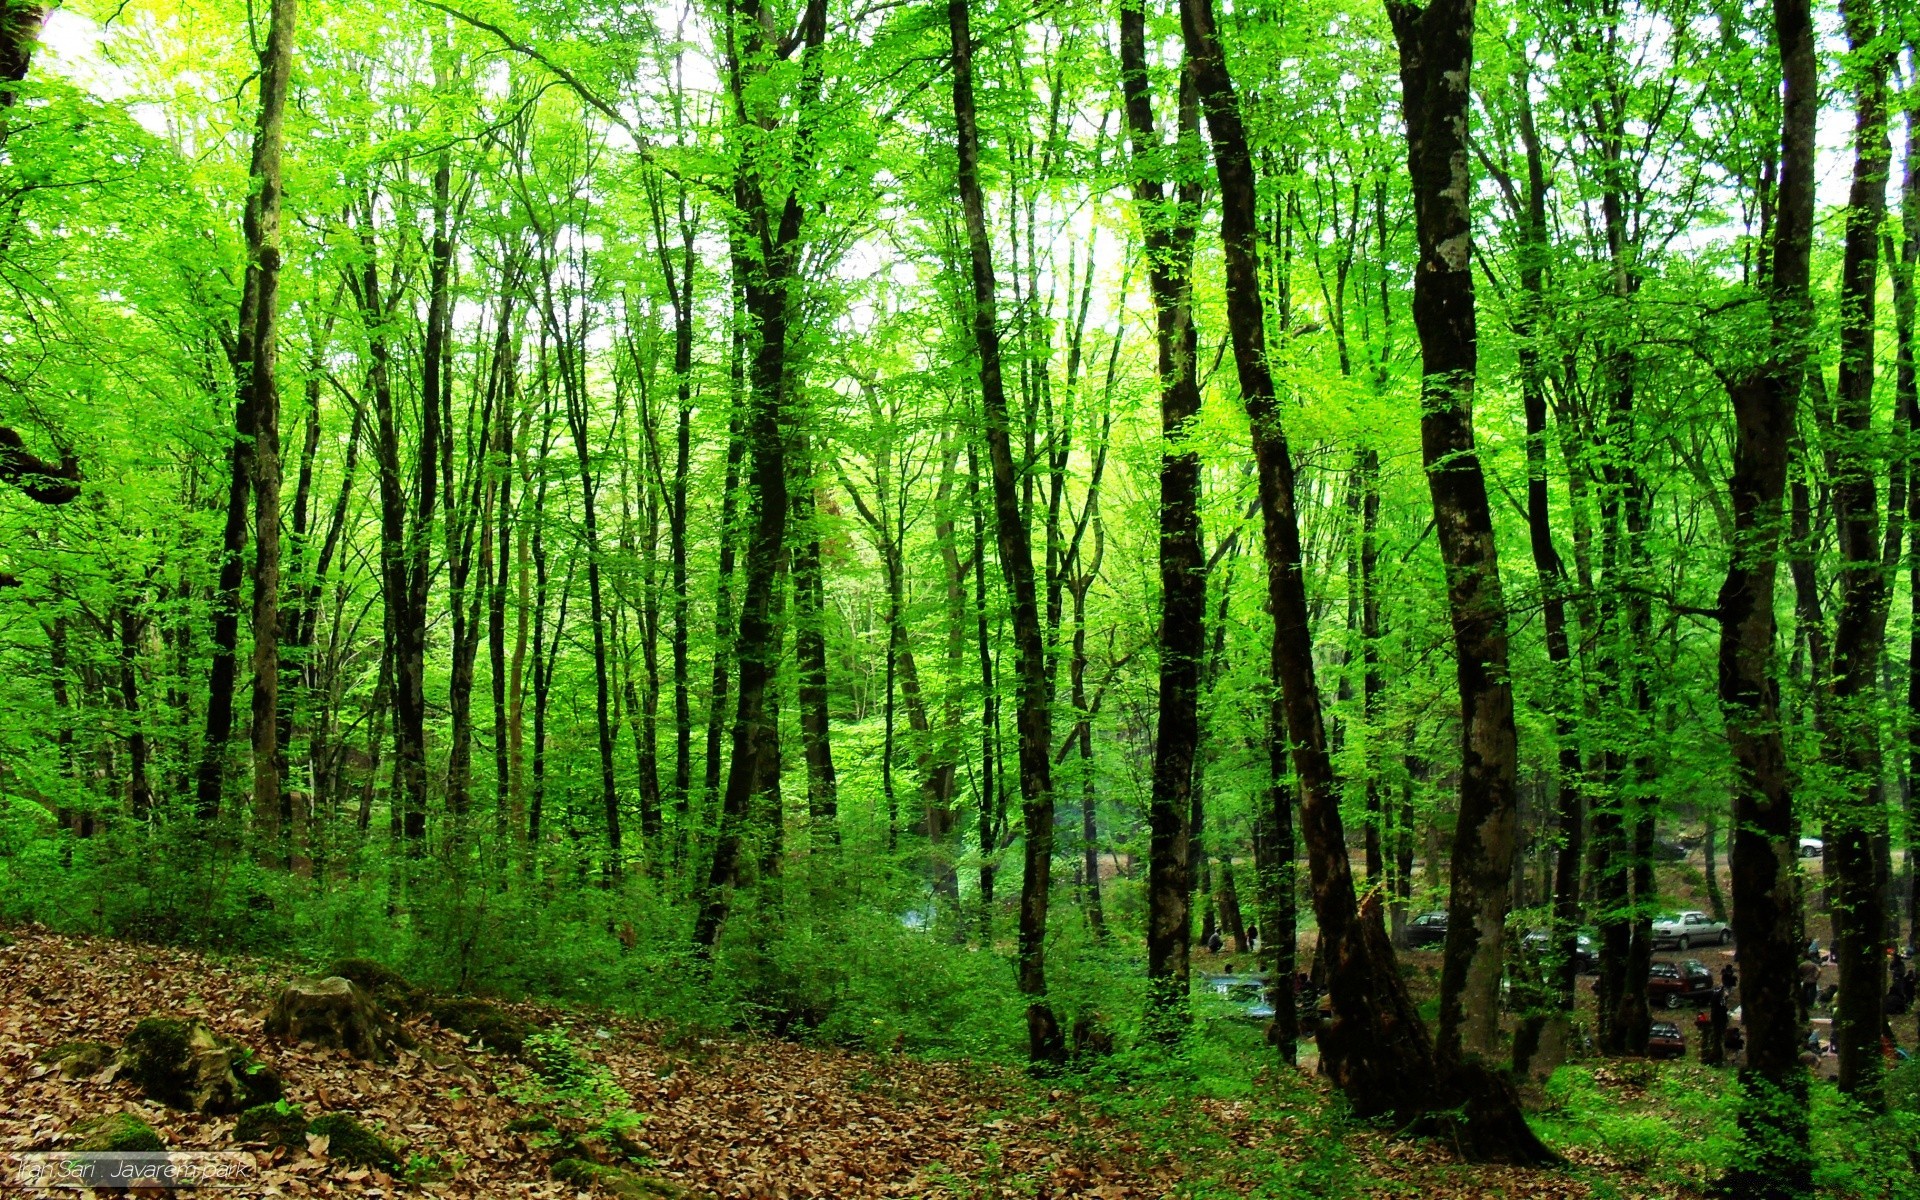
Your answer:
[1653,910,1731,950]
[1406,911,1449,948]
[1200,973,1274,1022]
[1799,837,1824,859]
[1652,840,1689,862]
[1647,1021,1686,1060]
[1520,928,1597,974]
[1648,959,1716,1009]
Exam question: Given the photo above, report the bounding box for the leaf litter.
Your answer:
[0,929,1701,1198]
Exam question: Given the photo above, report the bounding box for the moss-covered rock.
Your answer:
[69,1113,164,1153]
[323,958,422,1016]
[265,976,407,1061]
[429,997,534,1056]
[120,1017,192,1103]
[551,1158,687,1199]
[36,1040,115,1078]
[232,1101,308,1151]
[120,1016,275,1114]
[307,1113,398,1170]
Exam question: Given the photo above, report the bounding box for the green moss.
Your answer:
[325,958,421,1015]
[36,1040,114,1075]
[550,1159,687,1199]
[233,1101,307,1150]
[429,998,534,1056]
[307,1113,399,1170]
[506,1114,556,1134]
[70,1113,164,1153]
[120,1017,192,1106]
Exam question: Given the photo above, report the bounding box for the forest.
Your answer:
[0,0,1918,1193]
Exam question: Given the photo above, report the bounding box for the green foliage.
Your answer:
[505,1027,645,1148]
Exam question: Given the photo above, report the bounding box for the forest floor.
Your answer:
[0,927,1716,1199]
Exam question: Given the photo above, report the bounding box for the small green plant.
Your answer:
[506,1027,648,1147]
[403,1150,460,1183]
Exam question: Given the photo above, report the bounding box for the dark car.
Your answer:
[1406,911,1448,948]
[1521,928,1597,974]
[1649,959,1715,1009]
[1648,1021,1686,1060]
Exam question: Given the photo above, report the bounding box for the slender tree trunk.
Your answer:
[1895,101,1920,957]
[1825,0,1893,1105]
[242,0,296,839]
[694,0,828,947]
[1185,0,1438,1132]
[491,331,515,838]
[197,0,300,825]
[1718,0,1817,1188]
[792,435,838,838]
[1120,0,1206,1042]
[1506,64,1587,1060]
[950,0,1064,1064]
[118,604,149,817]
[1388,0,1524,1069]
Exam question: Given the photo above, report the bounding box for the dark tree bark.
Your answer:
[1824,0,1894,1106]
[195,0,297,828]
[0,424,79,504]
[0,0,54,116]
[791,434,838,838]
[117,602,149,818]
[446,269,509,833]
[646,170,698,863]
[693,0,830,951]
[353,199,421,845]
[243,0,298,842]
[1184,0,1549,1163]
[1119,0,1206,1043]
[1387,0,1524,1068]
[949,0,1063,1065]
[1895,100,1920,959]
[489,319,516,838]
[1716,0,1817,1189]
[1503,59,1586,1066]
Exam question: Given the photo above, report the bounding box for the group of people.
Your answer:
[1797,945,1916,1019]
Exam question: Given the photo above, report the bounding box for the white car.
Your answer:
[1652,910,1731,951]
[1799,837,1823,859]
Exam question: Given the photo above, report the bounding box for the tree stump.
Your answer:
[265,977,408,1062]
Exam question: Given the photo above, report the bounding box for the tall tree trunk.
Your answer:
[565,334,620,876]
[1717,0,1816,1188]
[1119,0,1206,1042]
[1895,99,1920,958]
[198,0,300,825]
[693,0,829,949]
[242,0,297,844]
[1825,0,1893,1106]
[949,0,1062,1064]
[1387,0,1524,1069]
[491,329,515,838]
[792,435,838,838]
[1185,0,1525,1152]
[117,603,149,817]
[1505,60,1587,1062]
